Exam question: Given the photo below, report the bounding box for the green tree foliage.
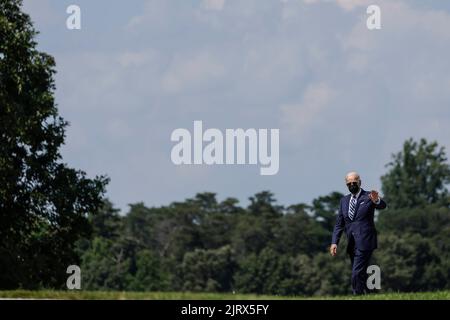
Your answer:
[312,252,350,296]
[271,204,328,256]
[127,249,170,291]
[375,138,450,292]
[80,237,133,291]
[374,233,447,292]
[377,204,450,237]
[381,138,450,209]
[312,192,343,231]
[234,248,291,295]
[0,0,107,289]
[89,200,122,239]
[180,245,236,292]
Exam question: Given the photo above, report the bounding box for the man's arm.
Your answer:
[330,200,345,256]
[374,198,387,210]
[369,190,387,210]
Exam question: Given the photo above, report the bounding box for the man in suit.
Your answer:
[330,171,387,295]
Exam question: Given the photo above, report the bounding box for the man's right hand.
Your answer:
[330,244,337,256]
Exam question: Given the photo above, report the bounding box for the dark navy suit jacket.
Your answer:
[331,189,387,252]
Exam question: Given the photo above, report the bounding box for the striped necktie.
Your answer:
[348,196,357,220]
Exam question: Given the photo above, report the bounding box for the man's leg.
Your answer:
[348,249,355,293]
[351,249,373,295]
[347,236,356,293]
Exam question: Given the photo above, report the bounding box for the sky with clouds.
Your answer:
[21,0,450,212]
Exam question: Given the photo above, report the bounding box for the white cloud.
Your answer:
[280,83,335,135]
[161,52,226,94]
[126,0,173,30]
[303,0,371,11]
[56,49,163,113]
[335,0,371,11]
[202,0,226,11]
[341,0,450,107]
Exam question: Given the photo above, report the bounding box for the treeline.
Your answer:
[78,139,450,295]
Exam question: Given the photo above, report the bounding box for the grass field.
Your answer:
[0,290,449,300]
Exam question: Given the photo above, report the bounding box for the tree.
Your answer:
[377,205,450,238]
[375,233,446,292]
[232,214,273,257]
[284,254,320,295]
[381,138,450,209]
[80,237,132,291]
[248,191,282,218]
[124,202,156,249]
[311,192,343,232]
[234,248,291,295]
[89,199,122,240]
[127,249,170,291]
[272,204,328,256]
[0,0,108,288]
[190,193,238,250]
[376,138,450,293]
[180,245,236,292]
[312,252,350,296]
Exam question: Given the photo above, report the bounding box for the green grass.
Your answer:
[0,290,449,300]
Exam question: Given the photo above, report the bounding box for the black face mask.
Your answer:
[347,182,360,195]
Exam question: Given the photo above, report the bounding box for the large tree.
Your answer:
[0,0,108,288]
[311,191,343,232]
[381,138,450,209]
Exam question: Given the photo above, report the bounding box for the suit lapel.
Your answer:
[353,189,366,220]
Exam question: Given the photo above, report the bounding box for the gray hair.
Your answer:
[345,171,360,181]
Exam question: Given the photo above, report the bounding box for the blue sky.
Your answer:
[22,0,450,213]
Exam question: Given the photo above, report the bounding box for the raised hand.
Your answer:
[369,190,380,203]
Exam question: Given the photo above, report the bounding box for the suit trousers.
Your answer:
[349,246,373,295]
